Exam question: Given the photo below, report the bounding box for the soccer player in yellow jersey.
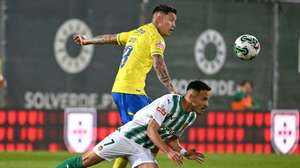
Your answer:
[73,4,177,168]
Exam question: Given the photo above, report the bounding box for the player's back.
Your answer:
[112,23,165,95]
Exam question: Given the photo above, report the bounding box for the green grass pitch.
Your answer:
[0,152,299,168]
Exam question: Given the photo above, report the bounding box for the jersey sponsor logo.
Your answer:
[54,19,94,74]
[271,110,299,154]
[156,106,166,116]
[64,107,97,153]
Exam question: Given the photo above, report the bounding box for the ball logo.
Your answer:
[194,29,226,75]
[54,19,94,74]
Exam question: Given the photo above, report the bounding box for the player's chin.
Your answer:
[163,31,172,36]
[168,31,174,36]
[196,109,206,115]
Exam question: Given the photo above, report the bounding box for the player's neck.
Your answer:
[152,21,166,38]
[182,97,193,112]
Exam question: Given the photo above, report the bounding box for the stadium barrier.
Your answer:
[0,109,299,154]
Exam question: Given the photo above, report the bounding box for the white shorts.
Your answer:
[93,131,157,168]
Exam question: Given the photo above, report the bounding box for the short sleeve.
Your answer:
[151,96,172,126]
[117,31,131,46]
[176,113,197,137]
[150,37,165,57]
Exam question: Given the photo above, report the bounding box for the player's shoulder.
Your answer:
[158,94,180,104]
[141,23,164,39]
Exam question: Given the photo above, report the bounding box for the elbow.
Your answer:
[153,64,160,73]
[146,126,153,138]
[147,125,157,140]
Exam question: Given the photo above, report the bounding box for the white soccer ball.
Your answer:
[233,34,260,60]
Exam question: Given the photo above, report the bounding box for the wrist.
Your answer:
[179,148,187,156]
[82,40,89,45]
[165,146,174,153]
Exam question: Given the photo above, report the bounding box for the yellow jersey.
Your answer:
[112,23,166,95]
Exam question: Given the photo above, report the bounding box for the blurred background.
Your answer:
[0,0,299,166]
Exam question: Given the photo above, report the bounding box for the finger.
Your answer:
[196,153,205,158]
[73,34,80,40]
[197,155,205,161]
[173,155,182,162]
[195,159,204,165]
[172,158,182,166]
[74,40,81,45]
[195,152,205,159]
[74,37,82,45]
[176,158,183,166]
[173,155,183,166]
[73,36,79,42]
[195,154,205,161]
[195,157,205,164]
[193,156,204,163]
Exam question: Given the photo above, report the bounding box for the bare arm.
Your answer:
[166,136,182,152]
[147,118,183,165]
[73,34,118,45]
[152,54,176,94]
[167,136,205,164]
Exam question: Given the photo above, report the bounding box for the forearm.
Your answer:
[147,129,171,153]
[85,34,118,45]
[153,55,176,93]
[166,136,183,152]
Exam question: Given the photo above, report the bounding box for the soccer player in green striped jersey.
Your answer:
[55,80,211,168]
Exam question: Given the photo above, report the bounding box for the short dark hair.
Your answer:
[240,80,253,87]
[187,80,211,92]
[152,4,177,15]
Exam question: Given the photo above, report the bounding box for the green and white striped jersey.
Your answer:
[119,94,197,149]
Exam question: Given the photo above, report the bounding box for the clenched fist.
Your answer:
[73,34,87,45]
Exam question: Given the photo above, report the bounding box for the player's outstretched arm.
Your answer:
[152,54,176,94]
[73,34,118,45]
[147,119,183,166]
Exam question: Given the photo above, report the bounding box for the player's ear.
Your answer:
[155,12,165,25]
[187,90,194,101]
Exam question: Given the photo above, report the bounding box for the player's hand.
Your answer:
[167,149,183,166]
[73,34,87,45]
[170,90,176,94]
[184,149,205,164]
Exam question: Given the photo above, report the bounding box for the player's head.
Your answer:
[240,80,253,94]
[185,80,211,114]
[152,4,177,37]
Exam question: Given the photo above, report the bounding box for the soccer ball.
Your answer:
[233,34,260,60]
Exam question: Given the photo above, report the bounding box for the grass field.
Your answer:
[0,152,300,168]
